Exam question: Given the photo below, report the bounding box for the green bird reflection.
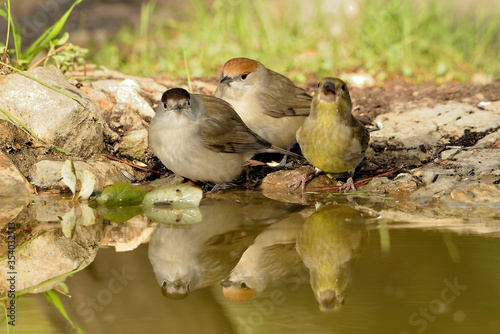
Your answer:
[296,204,367,311]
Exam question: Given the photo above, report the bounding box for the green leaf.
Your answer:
[142,185,203,207]
[97,205,143,223]
[61,160,77,195]
[75,169,96,200]
[56,32,70,46]
[96,183,147,206]
[43,290,84,334]
[144,206,202,225]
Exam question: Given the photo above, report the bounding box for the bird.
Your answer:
[295,77,370,192]
[149,88,298,183]
[147,199,263,299]
[220,212,304,302]
[214,57,312,149]
[296,204,367,311]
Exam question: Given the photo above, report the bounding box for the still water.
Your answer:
[2,192,500,334]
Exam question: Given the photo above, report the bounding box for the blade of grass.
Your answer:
[0,106,72,155]
[0,266,87,301]
[23,0,83,63]
[1,0,11,64]
[0,61,86,106]
[183,49,192,92]
[44,290,84,333]
[0,231,48,262]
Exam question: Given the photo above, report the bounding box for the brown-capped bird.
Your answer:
[214,57,312,149]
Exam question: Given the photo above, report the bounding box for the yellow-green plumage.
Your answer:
[296,78,369,189]
[296,204,367,311]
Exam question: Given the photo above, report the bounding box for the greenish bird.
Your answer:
[296,204,367,311]
[296,77,370,192]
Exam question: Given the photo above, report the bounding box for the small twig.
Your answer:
[54,286,72,298]
[354,165,404,187]
[28,43,69,70]
[365,156,384,168]
[102,153,167,175]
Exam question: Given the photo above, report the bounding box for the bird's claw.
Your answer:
[338,177,356,193]
[288,172,316,191]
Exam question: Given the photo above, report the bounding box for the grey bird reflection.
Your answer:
[296,204,367,311]
[147,197,300,299]
[221,212,304,302]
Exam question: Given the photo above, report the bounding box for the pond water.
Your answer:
[1,192,500,334]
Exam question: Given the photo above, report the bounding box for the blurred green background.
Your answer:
[3,0,500,83]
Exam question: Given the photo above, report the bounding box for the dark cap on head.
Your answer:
[162,88,191,103]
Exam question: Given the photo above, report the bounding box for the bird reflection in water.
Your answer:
[220,212,304,302]
[296,204,367,311]
[147,197,301,299]
[147,199,262,299]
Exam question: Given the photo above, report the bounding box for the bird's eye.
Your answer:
[317,82,321,88]
[187,99,191,106]
[341,84,346,90]
[240,282,248,288]
[241,73,248,80]
[163,102,167,109]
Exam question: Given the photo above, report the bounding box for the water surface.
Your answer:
[1,192,499,334]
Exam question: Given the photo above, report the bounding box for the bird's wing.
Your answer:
[352,117,370,154]
[260,73,312,118]
[196,95,271,153]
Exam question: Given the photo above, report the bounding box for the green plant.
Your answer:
[0,0,87,71]
[89,0,500,82]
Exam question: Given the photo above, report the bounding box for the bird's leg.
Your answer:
[276,143,300,168]
[277,153,288,168]
[288,167,321,191]
[338,177,357,193]
[338,169,357,192]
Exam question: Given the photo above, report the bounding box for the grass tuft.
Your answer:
[88,0,500,82]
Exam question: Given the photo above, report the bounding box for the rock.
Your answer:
[261,167,337,193]
[260,167,339,204]
[141,175,185,191]
[0,67,105,158]
[450,184,500,204]
[0,197,29,228]
[0,224,105,293]
[91,78,157,119]
[0,150,34,196]
[119,129,150,160]
[361,173,422,195]
[370,102,500,166]
[30,160,137,191]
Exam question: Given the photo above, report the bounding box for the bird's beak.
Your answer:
[220,279,233,288]
[219,75,233,85]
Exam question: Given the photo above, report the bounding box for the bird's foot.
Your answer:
[338,177,357,193]
[288,170,317,191]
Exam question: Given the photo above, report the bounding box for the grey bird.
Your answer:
[149,88,298,183]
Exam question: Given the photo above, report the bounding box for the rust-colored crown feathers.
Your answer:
[222,286,257,302]
[222,58,259,76]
